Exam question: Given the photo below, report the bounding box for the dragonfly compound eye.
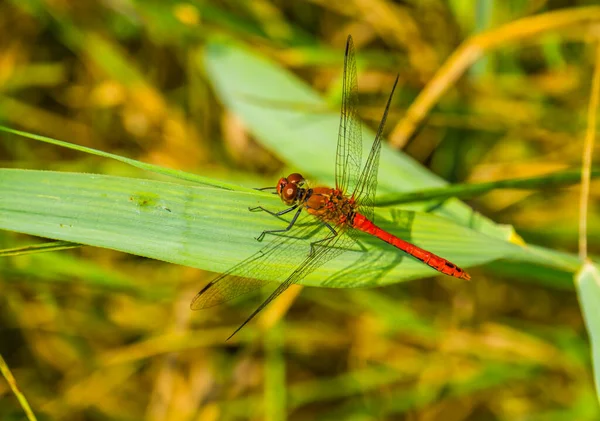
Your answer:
[276,177,288,196]
[287,173,305,186]
[281,183,298,204]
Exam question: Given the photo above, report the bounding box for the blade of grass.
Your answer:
[0,125,240,190]
[0,353,38,421]
[0,240,81,256]
[575,262,600,404]
[0,168,516,287]
[376,167,600,206]
[579,40,600,260]
[576,38,600,405]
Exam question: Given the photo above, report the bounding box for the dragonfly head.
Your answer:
[277,173,306,205]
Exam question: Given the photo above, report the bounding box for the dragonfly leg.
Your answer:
[253,186,278,192]
[249,203,298,217]
[308,223,337,257]
[254,206,303,242]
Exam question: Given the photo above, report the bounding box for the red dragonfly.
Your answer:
[191,35,470,338]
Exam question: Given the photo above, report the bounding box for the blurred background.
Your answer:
[1,0,600,420]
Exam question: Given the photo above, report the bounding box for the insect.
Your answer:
[191,35,470,339]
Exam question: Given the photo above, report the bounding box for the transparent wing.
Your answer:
[224,227,355,340]
[190,260,273,310]
[190,215,354,338]
[352,75,399,221]
[190,217,319,310]
[335,35,362,194]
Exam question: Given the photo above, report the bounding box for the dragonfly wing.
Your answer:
[226,227,356,339]
[352,75,399,221]
[335,35,362,194]
[190,214,338,310]
[225,278,291,340]
[190,272,270,310]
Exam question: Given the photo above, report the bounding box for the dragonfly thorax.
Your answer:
[277,173,358,224]
[304,186,357,225]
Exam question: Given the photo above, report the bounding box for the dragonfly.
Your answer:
[191,35,470,339]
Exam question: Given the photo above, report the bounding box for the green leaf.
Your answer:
[0,169,517,287]
[575,262,600,404]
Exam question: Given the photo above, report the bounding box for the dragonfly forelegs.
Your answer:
[250,205,302,242]
[248,203,298,217]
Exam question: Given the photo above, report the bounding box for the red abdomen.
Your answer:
[352,214,470,280]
